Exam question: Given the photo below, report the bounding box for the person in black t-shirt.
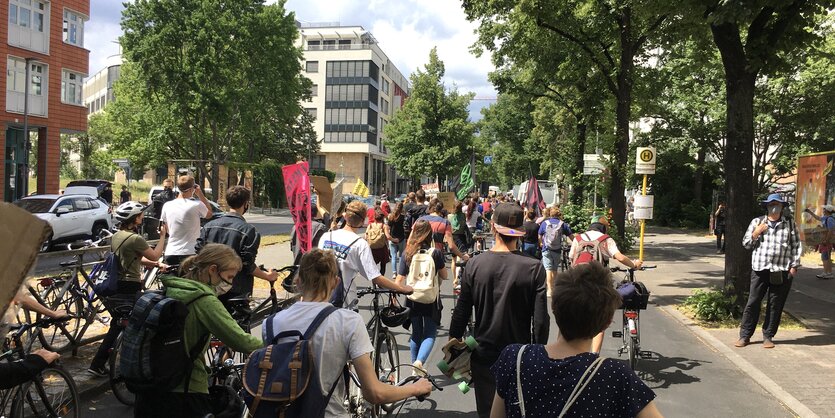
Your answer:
[449,203,549,418]
[714,202,727,254]
[521,210,540,258]
[119,186,132,204]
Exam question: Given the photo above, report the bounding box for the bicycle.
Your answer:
[452,251,482,338]
[0,316,80,418]
[345,287,406,417]
[106,302,137,406]
[560,244,571,271]
[610,266,656,370]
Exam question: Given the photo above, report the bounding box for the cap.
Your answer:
[492,203,526,237]
[762,193,786,205]
[823,205,835,213]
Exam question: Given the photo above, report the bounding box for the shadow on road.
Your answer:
[623,352,709,390]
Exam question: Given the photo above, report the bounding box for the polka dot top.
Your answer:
[491,344,656,417]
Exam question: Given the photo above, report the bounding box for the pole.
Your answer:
[639,174,648,260]
[21,58,32,198]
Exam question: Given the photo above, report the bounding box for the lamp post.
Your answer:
[21,57,37,198]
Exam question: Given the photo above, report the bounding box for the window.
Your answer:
[305,61,318,73]
[88,198,100,209]
[73,198,92,211]
[310,155,326,170]
[382,79,390,95]
[306,108,317,120]
[63,9,85,47]
[307,40,320,50]
[54,199,74,212]
[310,84,318,97]
[6,58,26,93]
[61,70,84,105]
[381,99,389,115]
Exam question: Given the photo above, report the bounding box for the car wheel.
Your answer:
[91,222,105,239]
[41,233,53,252]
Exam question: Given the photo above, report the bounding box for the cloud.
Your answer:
[84,0,497,118]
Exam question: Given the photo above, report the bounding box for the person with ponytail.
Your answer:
[395,220,448,375]
[264,249,431,415]
[135,244,262,417]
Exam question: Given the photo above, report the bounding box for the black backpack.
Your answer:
[119,292,209,393]
[243,306,341,417]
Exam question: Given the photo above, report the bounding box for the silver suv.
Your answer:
[15,194,114,251]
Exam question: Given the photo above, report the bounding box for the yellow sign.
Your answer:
[352,178,370,198]
[636,147,656,175]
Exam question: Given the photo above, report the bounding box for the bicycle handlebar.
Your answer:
[356,287,408,298]
[397,372,443,402]
[8,315,76,334]
[610,265,657,273]
[259,264,298,274]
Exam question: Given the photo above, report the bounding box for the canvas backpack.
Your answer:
[90,233,134,297]
[365,223,387,249]
[571,233,609,266]
[243,306,340,418]
[406,249,439,304]
[119,291,209,393]
[542,220,565,251]
[320,232,361,308]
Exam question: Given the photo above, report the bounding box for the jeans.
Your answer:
[521,242,538,258]
[409,316,437,364]
[471,352,498,418]
[90,283,142,369]
[715,226,726,251]
[739,270,793,340]
[389,240,405,275]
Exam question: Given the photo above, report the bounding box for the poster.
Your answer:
[282,162,311,253]
[438,192,456,211]
[796,151,835,246]
[0,203,51,314]
[422,182,440,194]
[310,176,333,217]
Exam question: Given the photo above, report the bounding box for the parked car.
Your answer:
[15,194,114,251]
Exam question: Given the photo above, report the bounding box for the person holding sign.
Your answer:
[804,205,835,279]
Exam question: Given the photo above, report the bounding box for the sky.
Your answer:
[84,0,497,120]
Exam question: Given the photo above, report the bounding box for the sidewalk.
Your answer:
[642,227,835,417]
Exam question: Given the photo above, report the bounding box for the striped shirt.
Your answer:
[422,214,452,251]
[742,216,802,272]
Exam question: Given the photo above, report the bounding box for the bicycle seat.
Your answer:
[455,261,468,267]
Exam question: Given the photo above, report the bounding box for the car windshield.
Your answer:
[15,198,57,213]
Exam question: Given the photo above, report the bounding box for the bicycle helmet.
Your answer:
[381,305,411,327]
[114,201,146,223]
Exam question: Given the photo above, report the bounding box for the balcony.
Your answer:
[305,43,374,51]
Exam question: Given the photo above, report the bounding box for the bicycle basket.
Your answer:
[618,281,650,310]
[381,305,410,327]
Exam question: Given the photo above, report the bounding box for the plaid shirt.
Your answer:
[742,216,802,272]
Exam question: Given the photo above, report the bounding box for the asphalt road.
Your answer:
[80,254,793,417]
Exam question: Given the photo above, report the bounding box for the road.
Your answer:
[80,233,794,417]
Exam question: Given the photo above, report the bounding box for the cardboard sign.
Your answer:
[633,195,654,220]
[422,182,440,194]
[438,192,456,211]
[310,176,333,217]
[636,147,657,175]
[0,203,52,314]
[282,162,311,253]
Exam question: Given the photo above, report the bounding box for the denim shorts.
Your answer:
[541,249,560,271]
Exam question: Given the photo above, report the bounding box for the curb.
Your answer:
[657,305,819,418]
[76,376,112,402]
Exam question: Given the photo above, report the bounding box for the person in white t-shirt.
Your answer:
[568,218,642,354]
[317,200,413,309]
[264,249,430,416]
[160,175,213,266]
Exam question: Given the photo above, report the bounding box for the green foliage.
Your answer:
[684,288,741,322]
[310,169,336,183]
[385,48,475,180]
[560,203,637,253]
[109,0,314,192]
[250,160,286,208]
[477,94,543,189]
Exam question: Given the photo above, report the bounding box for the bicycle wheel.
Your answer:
[37,287,84,352]
[12,366,80,418]
[109,333,135,406]
[345,366,372,418]
[628,335,638,370]
[375,330,400,415]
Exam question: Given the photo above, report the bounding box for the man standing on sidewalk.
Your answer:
[160,175,213,266]
[736,193,802,349]
[449,203,549,418]
[715,202,727,254]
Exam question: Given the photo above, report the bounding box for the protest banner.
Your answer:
[282,162,311,253]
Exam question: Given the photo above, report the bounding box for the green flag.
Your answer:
[457,163,474,200]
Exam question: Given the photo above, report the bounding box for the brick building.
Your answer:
[2,0,89,201]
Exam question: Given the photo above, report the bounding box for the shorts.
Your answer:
[820,244,832,261]
[541,249,560,272]
[453,233,469,254]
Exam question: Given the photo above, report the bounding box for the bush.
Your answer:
[683,288,741,321]
[310,169,336,183]
[560,203,637,253]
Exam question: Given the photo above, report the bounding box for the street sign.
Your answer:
[634,195,654,219]
[483,156,493,165]
[583,154,606,175]
[636,147,656,175]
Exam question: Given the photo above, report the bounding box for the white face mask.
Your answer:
[212,273,234,295]
[768,205,782,216]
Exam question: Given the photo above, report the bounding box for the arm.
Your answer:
[0,353,54,389]
[354,353,430,404]
[804,208,822,222]
[449,264,474,340]
[490,394,507,418]
[613,253,642,269]
[372,275,412,294]
[139,224,167,266]
[199,297,262,353]
[637,401,663,418]
[444,231,467,259]
[532,265,550,343]
[194,186,213,219]
[14,292,66,318]
[789,223,802,274]
[240,229,261,281]
[742,218,763,250]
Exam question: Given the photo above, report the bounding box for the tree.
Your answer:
[113,0,315,192]
[463,0,672,239]
[384,48,475,180]
[477,94,543,189]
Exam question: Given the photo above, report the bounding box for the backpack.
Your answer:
[365,223,387,249]
[243,306,340,418]
[406,249,439,304]
[542,220,565,251]
[571,233,609,266]
[119,291,209,393]
[90,233,133,297]
[320,232,361,308]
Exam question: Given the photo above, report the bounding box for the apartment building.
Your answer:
[298,22,410,196]
[83,51,119,116]
[2,0,89,201]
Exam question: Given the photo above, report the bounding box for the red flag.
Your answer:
[282,162,312,253]
[526,176,546,217]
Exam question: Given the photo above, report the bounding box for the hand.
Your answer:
[411,378,433,397]
[789,267,797,277]
[633,259,644,270]
[159,223,168,237]
[157,263,170,272]
[32,349,59,364]
[50,309,68,319]
[266,270,279,282]
[460,253,470,262]
[402,285,414,295]
[754,223,768,236]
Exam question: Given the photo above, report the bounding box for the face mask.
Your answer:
[768,205,782,216]
[212,273,233,295]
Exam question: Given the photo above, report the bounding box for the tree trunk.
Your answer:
[610,29,635,241]
[693,144,706,203]
[711,22,756,301]
[571,121,587,206]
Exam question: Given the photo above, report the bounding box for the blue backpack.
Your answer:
[243,306,341,418]
[90,233,134,297]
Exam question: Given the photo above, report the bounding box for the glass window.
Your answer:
[310,84,318,97]
[9,4,17,24]
[63,9,85,47]
[347,61,356,77]
[55,199,74,212]
[326,62,333,77]
[362,61,369,77]
[20,6,30,27]
[305,61,318,73]
[339,62,348,78]
[34,10,43,31]
[88,198,100,209]
[306,108,317,120]
[62,70,84,105]
[73,198,91,211]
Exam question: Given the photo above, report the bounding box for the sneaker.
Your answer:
[734,338,750,348]
[87,366,108,378]
[412,360,428,377]
[816,273,834,280]
[762,338,775,349]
